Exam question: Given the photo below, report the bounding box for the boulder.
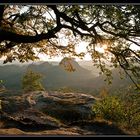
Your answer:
[32,91,96,122]
[0,109,65,130]
[1,91,96,128]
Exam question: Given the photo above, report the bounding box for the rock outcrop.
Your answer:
[0,91,96,130]
[0,91,126,135]
[33,91,96,122]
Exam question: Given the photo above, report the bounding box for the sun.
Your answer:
[38,41,109,62]
[95,44,108,53]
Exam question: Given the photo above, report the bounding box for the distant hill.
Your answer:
[0,59,135,94]
[78,61,101,76]
[80,68,133,93]
[0,60,95,90]
[27,59,95,89]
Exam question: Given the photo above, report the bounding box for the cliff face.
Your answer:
[0,91,126,135]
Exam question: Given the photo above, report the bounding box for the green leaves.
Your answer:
[92,95,124,122]
[0,5,140,89]
[93,93,140,131]
[22,69,45,92]
[0,80,3,84]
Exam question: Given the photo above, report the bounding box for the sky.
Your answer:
[38,41,92,61]
[38,42,140,62]
[1,5,140,63]
[1,40,139,63]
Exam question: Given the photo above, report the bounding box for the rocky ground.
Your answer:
[0,91,127,136]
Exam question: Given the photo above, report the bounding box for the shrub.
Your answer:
[56,87,75,93]
[22,69,45,92]
[92,93,140,133]
[92,95,125,122]
[122,93,140,129]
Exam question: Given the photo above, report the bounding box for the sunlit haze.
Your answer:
[38,41,92,61]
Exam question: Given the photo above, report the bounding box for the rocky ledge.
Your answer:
[0,91,126,135]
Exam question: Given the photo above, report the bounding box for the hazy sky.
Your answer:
[1,5,140,63]
[38,41,92,61]
[38,42,140,62]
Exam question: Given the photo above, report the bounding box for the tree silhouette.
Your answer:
[0,5,140,88]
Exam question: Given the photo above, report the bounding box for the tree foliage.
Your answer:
[92,95,124,122]
[121,93,140,129]
[92,94,140,131]
[0,5,140,87]
[22,69,45,92]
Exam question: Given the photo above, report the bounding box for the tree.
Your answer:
[0,5,140,88]
[22,69,45,92]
